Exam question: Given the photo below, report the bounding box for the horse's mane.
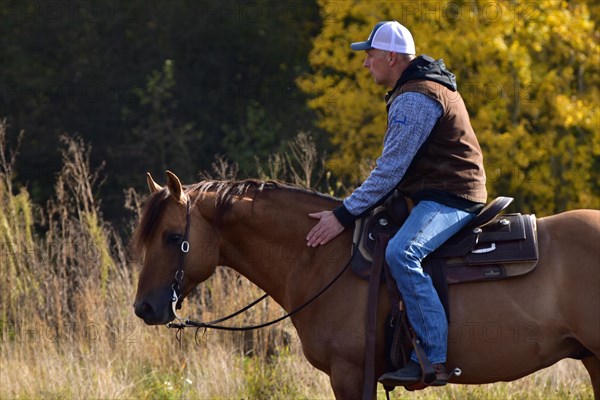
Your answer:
[133,179,337,253]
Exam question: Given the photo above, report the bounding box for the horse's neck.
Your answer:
[204,188,345,310]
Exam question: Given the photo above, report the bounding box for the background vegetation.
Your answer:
[1,0,598,398]
[1,0,598,220]
[1,0,324,221]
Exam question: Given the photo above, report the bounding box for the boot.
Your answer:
[378,360,449,387]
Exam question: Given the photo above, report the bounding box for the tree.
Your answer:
[0,0,323,220]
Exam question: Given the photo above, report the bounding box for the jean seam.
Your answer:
[403,204,443,357]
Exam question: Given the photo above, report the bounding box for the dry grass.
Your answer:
[0,331,592,400]
[0,121,593,399]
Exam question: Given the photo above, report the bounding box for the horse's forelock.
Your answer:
[133,188,171,253]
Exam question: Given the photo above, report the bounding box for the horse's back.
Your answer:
[537,209,600,277]
[538,208,600,240]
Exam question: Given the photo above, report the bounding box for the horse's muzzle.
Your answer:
[133,289,175,325]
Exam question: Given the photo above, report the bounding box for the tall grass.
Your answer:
[0,120,593,399]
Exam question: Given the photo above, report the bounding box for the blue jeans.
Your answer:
[385,200,475,365]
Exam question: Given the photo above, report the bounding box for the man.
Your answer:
[306,21,487,386]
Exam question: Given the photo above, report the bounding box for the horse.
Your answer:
[133,171,600,399]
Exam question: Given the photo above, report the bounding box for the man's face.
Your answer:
[363,49,392,86]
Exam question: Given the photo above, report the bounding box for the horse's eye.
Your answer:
[166,233,182,246]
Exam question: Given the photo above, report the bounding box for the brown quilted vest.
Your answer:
[386,79,487,204]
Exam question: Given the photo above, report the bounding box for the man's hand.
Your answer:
[306,210,345,247]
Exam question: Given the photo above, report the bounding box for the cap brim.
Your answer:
[350,41,372,51]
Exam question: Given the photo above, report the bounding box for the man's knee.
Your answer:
[387,236,423,264]
[385,235,405,266]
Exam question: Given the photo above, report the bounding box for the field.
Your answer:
[0,309,593,399]
[0,124,593,399]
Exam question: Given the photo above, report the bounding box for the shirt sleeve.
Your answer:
[335,92,443,225]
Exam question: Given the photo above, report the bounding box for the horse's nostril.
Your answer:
[134,300,153,319]
[133,288,174,325]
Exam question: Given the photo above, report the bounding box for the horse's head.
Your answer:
[133,171,218,325]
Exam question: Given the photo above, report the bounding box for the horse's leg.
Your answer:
[582,356,600,399]
[329,357,368,400]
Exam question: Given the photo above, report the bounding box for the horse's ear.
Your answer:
[146,172,162,194]
[166,170,186,203]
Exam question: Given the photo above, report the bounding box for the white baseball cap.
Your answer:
[350,21,415,55]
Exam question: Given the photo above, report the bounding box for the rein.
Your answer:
[166,198,360,332]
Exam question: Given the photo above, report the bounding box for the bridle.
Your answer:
[169,198,192,320]
[166,197,360,332]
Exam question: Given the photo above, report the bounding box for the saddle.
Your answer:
[351,195,539,286]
